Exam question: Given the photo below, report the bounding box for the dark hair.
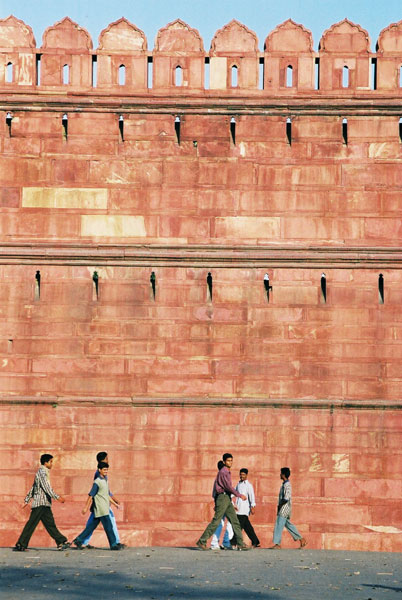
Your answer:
[240,468,248,474]
[40,454,53,465]
[96,451,107,462]
[217,460,224,470]
[281,467,291,478]
[222,453,233,462]
[97,461,109,470]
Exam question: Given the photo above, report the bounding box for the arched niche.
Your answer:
[209,20,258,90]
[264,20,314,92]
[318,19,371,92]
[97,18,147,90]
[376,21,402,91]
[153,20,204,90]
[0,15,36,87]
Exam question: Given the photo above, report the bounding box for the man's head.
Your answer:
[96,451,108,463]
[40,454,54,469]
[222,453,233,469]
[239,468,248,481]
[280,467,291,481]
[97,461,109,478]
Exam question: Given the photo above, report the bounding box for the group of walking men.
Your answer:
[14,451,125,552]
[197,452,307,551]
[13,450,306,551]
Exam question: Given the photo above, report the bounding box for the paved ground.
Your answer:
[0,546,400,600]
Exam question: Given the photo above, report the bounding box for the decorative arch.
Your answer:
[210,20,258,54]
[0,15,36,48]
[264,19,313,53]
[155,19,204,53]
[41,17,92,50]
[98,17,147,52]
[319,19,370,54]
[377,20,402,53]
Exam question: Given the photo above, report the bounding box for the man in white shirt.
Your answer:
[234,468,260,548]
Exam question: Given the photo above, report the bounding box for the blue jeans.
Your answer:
[75,513,118,548]
[273,514,302,545]
[81,508,120,545]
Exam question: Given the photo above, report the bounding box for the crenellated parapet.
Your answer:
[0,15,401,95]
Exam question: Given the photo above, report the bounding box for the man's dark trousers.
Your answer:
[17,506,67,548]
[235,515,260,546]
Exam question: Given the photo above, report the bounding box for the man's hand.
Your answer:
[81,508,87,515]
[58,496,66,503]
[21,503,28,509]
[250,507,255,515]
[240,494,247,501]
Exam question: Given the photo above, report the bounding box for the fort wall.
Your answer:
[0,15,401,550]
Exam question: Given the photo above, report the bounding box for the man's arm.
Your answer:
[248,482,256,514]
[217,470,246,500]
[82,483,99,515]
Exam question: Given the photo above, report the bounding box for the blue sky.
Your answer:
[1,0,401,50]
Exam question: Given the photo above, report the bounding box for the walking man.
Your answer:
[233,468,260,548]
[196,453,250,551]
[14,454,70,551]
[269,467,307,549]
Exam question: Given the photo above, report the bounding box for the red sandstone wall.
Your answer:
[1,404,402,552]
[0,15,402,551]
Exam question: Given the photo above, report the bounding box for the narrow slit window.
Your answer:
[207,272,213,301]
[378,274,384,304]
[36,54,41,86]
[320,273,327,304]
[62,113,68,140]
[92,55,97,88]
[175,116,181,145]
[231,65,238,88]
[286,117,292,145]
[34,270,41,301]
[92,271,99,301]
[150,271,156,300]
[147,57,153,89]
[175,65,182,87]
[286,65,293,88]
[119,115,124,142]
[399,118,402,143]
[342,118,348,145]
[342,65,349,88]
[400,66,402,88]
[204,57,210,90]
[6,62,13,83]
[371,58,377,90]
[119,64,126,86]
[6,112,12,136]
[230,117,236,145]
[314,58,320,90]
[63,64,70,85]
[259,57,264,90]
[264,273,272,303]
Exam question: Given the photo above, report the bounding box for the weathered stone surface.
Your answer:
[0,16,401,552]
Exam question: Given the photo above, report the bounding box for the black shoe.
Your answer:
[84,544,95,549]
[72,539,83,549]
[57,542,71,551]
[111,543,125,551]
[13,544,27,552]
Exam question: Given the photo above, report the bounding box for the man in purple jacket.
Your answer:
[196,453,250,551]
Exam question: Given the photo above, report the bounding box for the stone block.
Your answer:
[22,187,107,209]
[81,215,146,237]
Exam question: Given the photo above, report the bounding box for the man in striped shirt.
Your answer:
[14,454,70,552]
[269,467,307,549]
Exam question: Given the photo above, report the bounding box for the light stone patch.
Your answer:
[332,453,350,473]
[216,216,280,238]
[309,452,324,472]
[81,215,146,237]
[22,187,108,209]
